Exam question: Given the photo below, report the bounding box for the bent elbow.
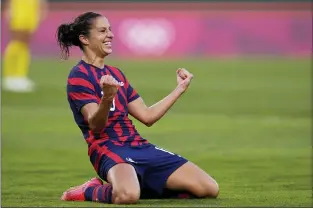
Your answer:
[144,122,153,127]
[143,117,154,127]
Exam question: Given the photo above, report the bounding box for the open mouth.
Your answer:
[104,41,112,47]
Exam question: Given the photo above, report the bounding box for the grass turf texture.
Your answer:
[2,57,312,207]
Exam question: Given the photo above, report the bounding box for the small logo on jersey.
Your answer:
[126,157,137,164]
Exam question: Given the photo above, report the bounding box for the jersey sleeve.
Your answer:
[126,81,140,103]
[67,69,100,112]
[120,71,140,103]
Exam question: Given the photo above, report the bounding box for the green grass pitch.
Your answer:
[1,57,312,207]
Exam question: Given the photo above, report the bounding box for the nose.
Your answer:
[108,30,114,38]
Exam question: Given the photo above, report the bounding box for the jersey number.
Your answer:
[110,99,116,111]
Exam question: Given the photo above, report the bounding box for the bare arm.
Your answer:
[81,99,112,133]
[128,68,193,127]
[128,87,184,127]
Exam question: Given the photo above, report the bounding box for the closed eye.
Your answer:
[98,27,112,33]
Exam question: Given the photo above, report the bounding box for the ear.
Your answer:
[79,34,89,46]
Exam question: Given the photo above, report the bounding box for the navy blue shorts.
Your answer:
[88,141,188,196]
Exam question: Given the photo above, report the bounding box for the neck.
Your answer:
[82,50,106,69]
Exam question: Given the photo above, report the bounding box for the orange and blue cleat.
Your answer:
[61,177,103,201]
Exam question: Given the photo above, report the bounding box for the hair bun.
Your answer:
[69,23,75,33]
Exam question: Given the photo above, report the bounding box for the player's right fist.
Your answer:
[99,75,119,101]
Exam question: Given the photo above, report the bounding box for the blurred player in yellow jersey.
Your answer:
[3,0,48,92]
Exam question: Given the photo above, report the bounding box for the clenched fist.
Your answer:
[100,75,120,101]
[176,68,194,93]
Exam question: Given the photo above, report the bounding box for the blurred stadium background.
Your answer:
[1,0,312,207]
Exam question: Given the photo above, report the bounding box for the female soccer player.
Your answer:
[57,12,219,204]
[2,0,48,92]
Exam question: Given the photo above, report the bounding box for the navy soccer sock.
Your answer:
[84,183,113,203]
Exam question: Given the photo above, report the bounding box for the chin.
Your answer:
[106,49,113,55]
[102,47,113,55]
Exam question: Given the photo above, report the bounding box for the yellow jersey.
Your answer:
[9,0,41,32]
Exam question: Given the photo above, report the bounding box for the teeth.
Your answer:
[104,42,111,46]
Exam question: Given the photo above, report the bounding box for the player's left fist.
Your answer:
[176,68,193,93]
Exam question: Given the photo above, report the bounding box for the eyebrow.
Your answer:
[97,26,111,30]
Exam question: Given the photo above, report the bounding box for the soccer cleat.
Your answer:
[60,177,103,201]
[2,77,35,93]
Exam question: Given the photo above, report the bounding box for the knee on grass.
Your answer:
[113,188,140,204]
[192,180,219,198]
